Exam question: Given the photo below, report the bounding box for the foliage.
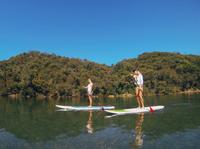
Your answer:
[0,51,199,97]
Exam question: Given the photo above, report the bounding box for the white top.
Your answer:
[86,82,93,94]
[134,74,143,86]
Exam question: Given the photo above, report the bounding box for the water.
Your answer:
[0,94,200,149]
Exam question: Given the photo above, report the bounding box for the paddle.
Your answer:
[137,85,154,112]
[147,98,154,112]
[149,106,155,112]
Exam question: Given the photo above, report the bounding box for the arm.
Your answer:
[131,74,138,85]
[83,85,88,89]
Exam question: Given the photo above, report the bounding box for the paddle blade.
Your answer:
[150,106,155,112]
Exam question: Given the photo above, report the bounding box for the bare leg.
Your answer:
[138,89,144,108]
[135,88,141,108]
[88,95,93,107]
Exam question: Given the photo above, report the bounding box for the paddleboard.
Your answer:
[56,105,115,111]
[105,105,164,115]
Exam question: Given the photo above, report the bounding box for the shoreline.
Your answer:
[1,89,200,99]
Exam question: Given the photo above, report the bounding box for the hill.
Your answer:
[0,51,200,98]
[113,52,200,95]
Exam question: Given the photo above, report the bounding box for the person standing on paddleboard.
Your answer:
[131,69,145,108]
[83,78,93,107]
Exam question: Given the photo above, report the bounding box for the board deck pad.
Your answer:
[105,105,164,115]
[56,105,115,111]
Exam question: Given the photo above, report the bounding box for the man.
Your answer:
[83,78,93,107]
[131,70,145,108]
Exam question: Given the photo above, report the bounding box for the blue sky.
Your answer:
[0,0,200,65]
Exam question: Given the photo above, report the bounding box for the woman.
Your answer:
[131,70,145,108]
[83,78,93,107]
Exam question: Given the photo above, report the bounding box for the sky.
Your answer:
[0,0,200,65]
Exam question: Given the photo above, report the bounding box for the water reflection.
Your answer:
[0,95,199,148]
[133,113,144,148]
[86,111,94,134]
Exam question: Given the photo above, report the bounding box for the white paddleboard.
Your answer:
[56,105,115,111]
[105,105,164,115]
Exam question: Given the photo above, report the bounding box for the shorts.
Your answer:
[88,91,93,96]
[136,86,143,92]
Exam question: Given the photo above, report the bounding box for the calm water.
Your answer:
[0,94,200,149]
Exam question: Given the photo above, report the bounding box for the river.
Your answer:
[0,94,200,149]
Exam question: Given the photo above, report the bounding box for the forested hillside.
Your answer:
[0,51,199,98]
[113,52,200,95]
